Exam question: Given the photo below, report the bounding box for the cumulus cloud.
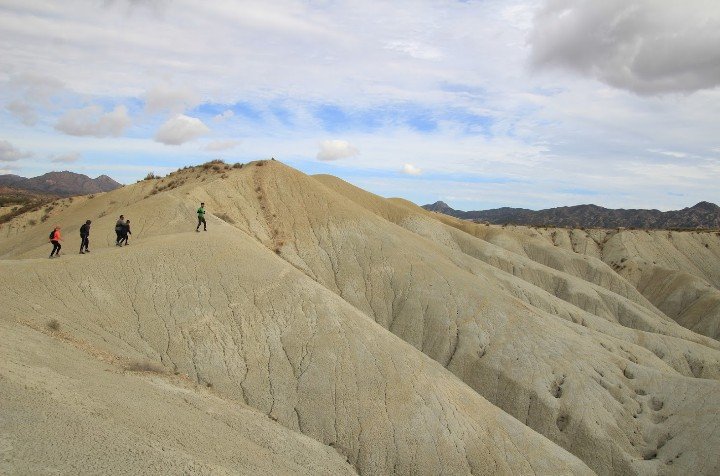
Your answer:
[6,100,38,126]
[401,163,422,175]
[144,85,199,114]
[51,152,81,163]
[154,114,210,145]
[204,140,241,151]
[317,139,359,161]
[530,0,720,94]
[55,105,131,137]
[0,140,33,162]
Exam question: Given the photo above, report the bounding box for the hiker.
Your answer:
[115,215,125,246]
[196,202,207,232]
[49,226,62,258]
[118,219,131,246]
[79,220,91,254]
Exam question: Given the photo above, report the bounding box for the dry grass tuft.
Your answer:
[47,319,60,331]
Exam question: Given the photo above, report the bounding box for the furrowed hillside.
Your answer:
[1,160,719,475]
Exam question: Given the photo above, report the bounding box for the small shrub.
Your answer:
[206,382,213,388]
[256,160,265,166]
[47,319,60,331]
[27,219,37,226]
[212,164,222,171]
[98,210,107,218]
[125,360,164,373]
[233,162,243,169]
[40,214,50,222]
[224,164,231,170]
[144,172,157,180]
[45,206,54,213]
[88,194,95,199]
[705,243,709,248]
[220,173,229,179]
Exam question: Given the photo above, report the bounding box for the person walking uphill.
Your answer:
[118,219,131,246]
[79,220,91,254]
[196,202,207,232]
[115,215,125,246]
[49,226,62,258]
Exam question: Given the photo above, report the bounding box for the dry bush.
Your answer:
[40,214,50,222]
[98,210,107,218]
[233,162,243,169]
[27,219,37,226]
[212,164,222,171]
[256,160,265,166]
[88,194,95,199]
[144,172,158,180]
[220,173,229,179]
[125,360,164,373]
[47,319,60,331]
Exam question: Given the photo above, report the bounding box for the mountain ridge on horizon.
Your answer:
[0,170,122,197]
[423,200,720,229]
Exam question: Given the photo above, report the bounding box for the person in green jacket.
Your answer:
[196,202,207,232]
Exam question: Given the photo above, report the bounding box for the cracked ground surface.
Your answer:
[1,160,719,475]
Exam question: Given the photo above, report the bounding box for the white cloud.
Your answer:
[51,152,81,163]
[55,105,131,137]
[384,40,442,60]
[154,114,210,145]
[6,100,38,126]
[401,163,422,175]
[204,140,241,151]
[648,149,688,159]
[530,0,720,95]
[317,139,359,161]
[0,140,33,162]
[144,85,199,114]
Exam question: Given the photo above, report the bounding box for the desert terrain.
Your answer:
[1,160,718,475]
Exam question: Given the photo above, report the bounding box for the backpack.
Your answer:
[49,230,55,240]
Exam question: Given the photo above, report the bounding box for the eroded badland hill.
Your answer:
[1,160,719,475]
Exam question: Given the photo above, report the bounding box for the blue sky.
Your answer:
[1,0,719,210]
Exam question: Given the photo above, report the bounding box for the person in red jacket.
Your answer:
[49,226,62,258]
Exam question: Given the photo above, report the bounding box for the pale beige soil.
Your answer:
[1,160,718,475]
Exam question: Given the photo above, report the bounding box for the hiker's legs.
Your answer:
[80,236,89,252]
[50,241,61,257]
[196,217,201,231]
[202,217,206,230]
[115,230,121,244]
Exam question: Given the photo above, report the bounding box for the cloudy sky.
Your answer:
[1,0,719,210]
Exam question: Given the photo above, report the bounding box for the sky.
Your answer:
[1,0,719,211]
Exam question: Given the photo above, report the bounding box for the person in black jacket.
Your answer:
[79,220,91,254]
[118,219,131,246]
[115,215,125,246]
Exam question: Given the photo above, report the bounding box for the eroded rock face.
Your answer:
[1,160,719,475]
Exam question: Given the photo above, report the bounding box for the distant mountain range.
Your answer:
[0,171,122,197]
[422,200,720,229]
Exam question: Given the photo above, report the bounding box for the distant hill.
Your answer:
[0,171,122,197]
[422,200,720,229]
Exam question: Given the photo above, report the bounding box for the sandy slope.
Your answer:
[1,160,719,475]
